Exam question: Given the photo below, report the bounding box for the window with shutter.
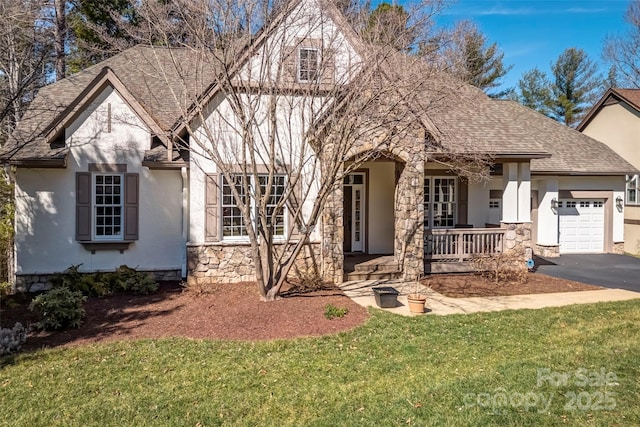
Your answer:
[76,170,139,243]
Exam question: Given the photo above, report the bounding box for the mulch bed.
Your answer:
[1,272,605,351]
[0,282,369,351]
[423,272,602,298]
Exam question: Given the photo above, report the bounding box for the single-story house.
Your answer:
[1,0,637,290]
[577,88,640,255]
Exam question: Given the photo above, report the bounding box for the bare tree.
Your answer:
[0,0,52,145]
[603,0,640,88]
[88,0,487,300]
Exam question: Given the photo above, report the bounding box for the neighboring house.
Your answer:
[1,0,637,290]
[577,88,640,255]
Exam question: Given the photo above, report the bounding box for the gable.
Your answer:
[238,0,362,87]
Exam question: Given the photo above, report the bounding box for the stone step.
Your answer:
[343,270,402,281]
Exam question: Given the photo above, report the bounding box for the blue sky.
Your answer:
[435,0,632,91]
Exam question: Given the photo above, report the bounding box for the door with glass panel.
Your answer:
[343,173,365,252]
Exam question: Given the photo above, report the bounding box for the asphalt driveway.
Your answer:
[535,254,640,292]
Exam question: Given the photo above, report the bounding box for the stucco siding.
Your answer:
[581,102,640,170]
[14,87,185,276]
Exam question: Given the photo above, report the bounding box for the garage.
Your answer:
[558,199,605,253]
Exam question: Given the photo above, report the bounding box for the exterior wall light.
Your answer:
[616,196,624,210]
[551,197,558,210]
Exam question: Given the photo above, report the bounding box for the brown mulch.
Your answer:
[1,272,605,351]
[0,282,369,351]
[423,272,602,298]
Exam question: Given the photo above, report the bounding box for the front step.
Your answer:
[344,255,401,281]
[343,270,402,281]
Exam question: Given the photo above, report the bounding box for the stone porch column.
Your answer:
[321,181,344,284]
[394,155,424,280]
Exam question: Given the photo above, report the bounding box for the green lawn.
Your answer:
[1,300,639,426]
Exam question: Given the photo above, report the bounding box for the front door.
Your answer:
[343,173,365,253]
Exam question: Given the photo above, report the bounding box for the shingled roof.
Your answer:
[1,4,635,176]
[486,99,638,174]
[2,46,217,164]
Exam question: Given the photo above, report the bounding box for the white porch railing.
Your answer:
[424,228,505,262]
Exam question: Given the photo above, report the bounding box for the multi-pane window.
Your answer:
[221,175,248,238]
[258,175,286,237]
[298,47,319,82]
[423,177,457,228]
[94,174,122,239]
[627,175,639,205]
[221,174,286,239]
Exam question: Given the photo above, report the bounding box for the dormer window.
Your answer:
[298,47,319,83]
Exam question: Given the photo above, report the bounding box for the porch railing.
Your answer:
[424,228,505,262]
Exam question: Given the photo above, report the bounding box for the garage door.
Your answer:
[558,199,604,253]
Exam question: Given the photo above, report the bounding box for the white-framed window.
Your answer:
[489,199,500,209]
[627,175,639,205]
[298,47,319,83]
[93,174,123,240]
[221,174,287,240]
[424,177,457,228]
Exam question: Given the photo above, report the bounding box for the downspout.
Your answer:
[181,166,188,279]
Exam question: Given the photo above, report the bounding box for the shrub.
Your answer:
[0,322,27,356]
[50,264,158,296]
[111,265,158,295]
[472,250,528,284]
[324,304,349,320]
[29,287,86,331]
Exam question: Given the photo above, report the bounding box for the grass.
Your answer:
[1,300,639,426]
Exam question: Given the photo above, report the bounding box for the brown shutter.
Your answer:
[124,173,139,240]
[205,175,220,241]
[282,46,296,84]
[76,172,92,241]
[321,48,335,85]
[288,174,302,239]
[458,178,468,225]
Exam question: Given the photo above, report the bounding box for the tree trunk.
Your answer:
[54,0,66,81]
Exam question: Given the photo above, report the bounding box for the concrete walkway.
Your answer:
[339,279,640,316]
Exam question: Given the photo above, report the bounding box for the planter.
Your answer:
[372,286,399,308]
[407,294,426,314]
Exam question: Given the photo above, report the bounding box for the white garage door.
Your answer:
[558,199,604,253]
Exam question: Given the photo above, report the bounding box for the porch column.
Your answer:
[502,162,519,222]
[394,155,424,280]
[518,162,531,222]
[536,177,559,251]
[321,170,344,283]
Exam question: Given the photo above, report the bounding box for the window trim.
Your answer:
[424,176,458,229]
[627,174,639,206]
[92,173,124,241]
[297,47,320,83]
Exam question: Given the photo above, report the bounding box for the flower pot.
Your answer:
[407,294,426,314]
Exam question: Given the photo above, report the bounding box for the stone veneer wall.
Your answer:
[187,242,322,286]
[501,222,533,259]
[394,158,424,280]
[534,244,560,258]
[14,269,182,293]
[612,242,625,254]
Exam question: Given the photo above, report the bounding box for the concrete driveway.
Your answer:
[535,254,640,292]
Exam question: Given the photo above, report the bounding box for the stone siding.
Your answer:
[187,242,322,286]
[534,244,560,258]
[501,222,533,259]
[612,242,625,254]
